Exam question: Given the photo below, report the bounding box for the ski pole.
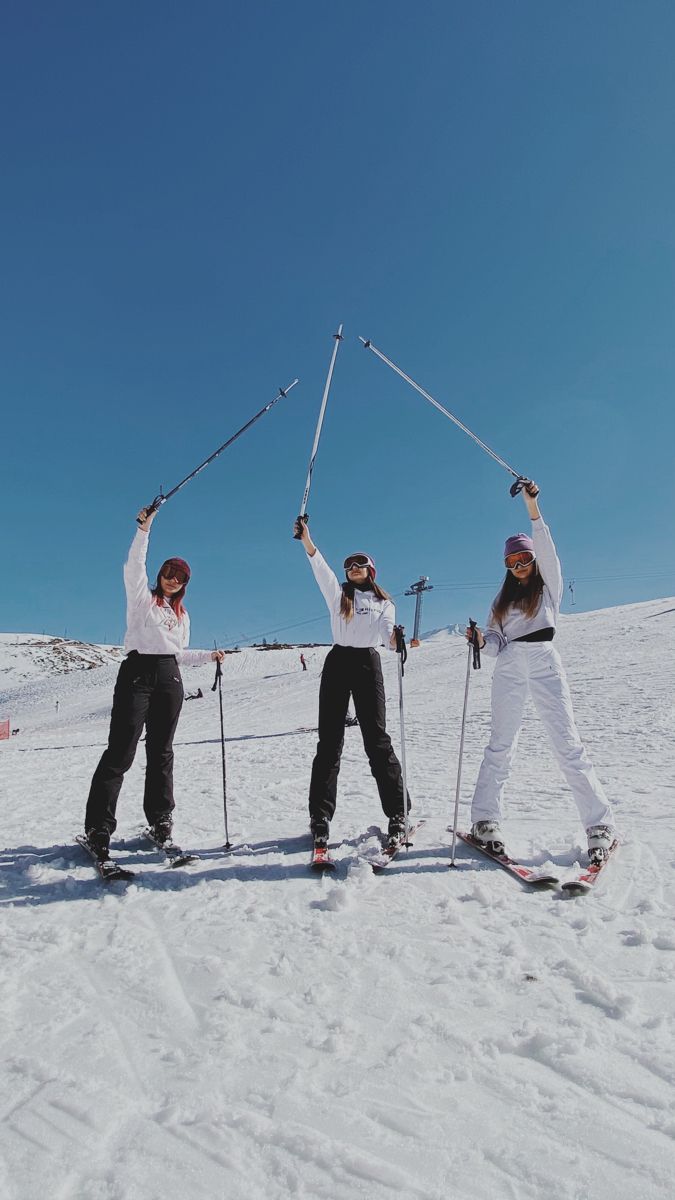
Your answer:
[450,620,481,867]
[139,378,299,523]
[394,625,410,847]
[294,326,344,537]
[359,337,529,497]
[211,648,232,849]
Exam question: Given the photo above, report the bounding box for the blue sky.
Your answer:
[3,1,673,648]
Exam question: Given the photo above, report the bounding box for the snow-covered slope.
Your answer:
[1,599,674,1200]
[421,622,465,639]
[0,632,125,687]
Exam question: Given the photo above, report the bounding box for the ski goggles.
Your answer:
[160,565,189,584]
[343,554,374,571]
[504,551,536,570]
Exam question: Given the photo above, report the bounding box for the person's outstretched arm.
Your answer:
[521,481,563,604]
[123,506,157,608]
[293,517,342,610]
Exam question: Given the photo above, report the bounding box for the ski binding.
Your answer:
[143,828,199,868]
[310,843,336,871]
[561,840,620,895]
[76,835,136,882]
[361,820,426,871]
[452,830,559,889]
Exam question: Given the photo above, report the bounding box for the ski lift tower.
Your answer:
[406,576,433,647]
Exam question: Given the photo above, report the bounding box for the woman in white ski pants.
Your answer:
[469,480,615,861]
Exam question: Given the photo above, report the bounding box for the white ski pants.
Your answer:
[471,643,614,830]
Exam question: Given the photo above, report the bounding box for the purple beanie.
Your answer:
[504,533,534,559]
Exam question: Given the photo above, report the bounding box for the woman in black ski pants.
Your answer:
[294,517,410,849]
[83,505,223,861]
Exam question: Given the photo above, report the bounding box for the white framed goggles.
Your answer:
[343,554,373,571]
[504,551,536,570]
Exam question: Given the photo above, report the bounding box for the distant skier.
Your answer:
[82,506,223,863]
[466,480,616,865]
[300,653,307,671]
[294,516,410,853]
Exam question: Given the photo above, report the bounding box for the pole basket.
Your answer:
[410,639,421,648]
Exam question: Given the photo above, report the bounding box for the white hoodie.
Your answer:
[482,516,564,657]
[308,548,395,650]
[122,530,212,666]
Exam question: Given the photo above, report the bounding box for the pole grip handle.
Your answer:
[394,624,407,672]
[509,477,527,498]
[509,476,539,499]
[137,496,164,525]
[211,657,223,691]
[468,619,481,669]
[293,514,308,540]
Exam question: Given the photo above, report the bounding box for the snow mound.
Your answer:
[0,633,124,685]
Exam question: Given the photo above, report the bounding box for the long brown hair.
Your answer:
[339,576,391,621]
[491,566,544,628]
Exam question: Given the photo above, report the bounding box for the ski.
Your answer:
[452,831,559,889]
[562,840,620,896]
[142,828,200,868]
[76,835,136,883]
[360,820,426,872]
[310,843,336,871]
[308,824,382,871]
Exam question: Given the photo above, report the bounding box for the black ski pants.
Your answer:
[85,652,184,835]
[308,645,410,827]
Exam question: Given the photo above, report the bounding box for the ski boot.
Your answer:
[386,814,408,848]
[147,814,174,848]
[83,828,111,862]
[586,824,616,866]
[470,820,506,856]
[310,818,330,852]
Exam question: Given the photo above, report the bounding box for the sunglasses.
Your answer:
[344,555,372,571]
[161,566,189,584]
[505,551,536,570]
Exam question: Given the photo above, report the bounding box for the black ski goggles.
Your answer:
[343,555,373,571]
[160,565,189,584]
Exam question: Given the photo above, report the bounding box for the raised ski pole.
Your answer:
[294,325,344,537]
[359,337,529,496]
[211,649,232,849]
[450,620,481,867]
[394,625,410,848]
[139,378,299,522]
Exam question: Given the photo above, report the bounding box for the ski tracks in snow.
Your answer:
[1,601,675,1198]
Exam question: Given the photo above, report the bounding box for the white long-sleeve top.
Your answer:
[122,529,212,666]
[308,548,395,649]
[482,516,564,657]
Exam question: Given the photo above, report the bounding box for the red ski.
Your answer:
[310,844,336,871]
[360,821,426,872]
[452,830,559,889]
[561,840,620,895]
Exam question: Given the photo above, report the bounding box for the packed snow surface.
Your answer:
[1,598,674,1200]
